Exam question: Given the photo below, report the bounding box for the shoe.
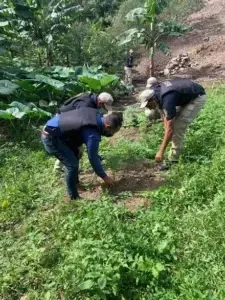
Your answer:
[158,160,178,171]
[63,196,82,203]
[158,162,170,171]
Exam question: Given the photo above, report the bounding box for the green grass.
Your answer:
[1,85,225,299]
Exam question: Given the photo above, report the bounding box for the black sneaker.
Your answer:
[158,162,170,171]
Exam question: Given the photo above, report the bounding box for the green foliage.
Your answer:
[0,65,121,112]
[0,101,51,120]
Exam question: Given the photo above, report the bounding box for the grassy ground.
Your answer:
[1,85,225,299]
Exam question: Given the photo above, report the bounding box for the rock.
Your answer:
[170,62,178,69]
[164,68,170,76]
[180,68,185,72]
[159,70,164,75]
[215,64,221,69]
[181,57,190,63]
[203,37,209,42]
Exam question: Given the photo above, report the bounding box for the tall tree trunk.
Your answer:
[149,45,155,76]
[66,53,70,67]
[46,46,53,66]
[38,51,42,67]
[149,21,155,77]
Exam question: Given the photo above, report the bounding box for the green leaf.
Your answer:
[78,280,94,291]
[0,47,6,55]
[152,267,159,278]
[6,107,26,119]
[155,262,165,272]
[98,277,107,289]
[0,21,9,27]
[0,101,9,109]
[0,110,15,120]
[126,7,146,22]
[78,76,101,92]
[14,3,35,19]
[35,74,65,90]
[100,75,119,88]
[16,79,35,93]
[118,28,141,46]
[9,101,30,112]
[0,80,19,95]
[157,240,169,253]
[44,291,51,300]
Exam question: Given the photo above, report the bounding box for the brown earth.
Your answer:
[79,159,165,212]
[136,0,225,82]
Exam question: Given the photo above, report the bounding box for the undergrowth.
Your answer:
[1,85,225,299]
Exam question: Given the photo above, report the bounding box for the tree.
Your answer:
[0,0,83,66]
[118,0,189,76]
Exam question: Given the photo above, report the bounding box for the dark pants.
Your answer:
[41,133,80,199]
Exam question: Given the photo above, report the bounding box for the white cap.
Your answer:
[139,89,155,108]
[146,77,158,88]
[98,92,114,113]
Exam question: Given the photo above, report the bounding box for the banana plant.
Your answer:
[118,0,190,76]
[0,0,83,66]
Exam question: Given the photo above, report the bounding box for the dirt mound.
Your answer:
[137,0,225,81]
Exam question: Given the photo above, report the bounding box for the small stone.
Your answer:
[203,37,209,42]
[180,67,185,72]
[170,62,178,69]
[164,68,170,76]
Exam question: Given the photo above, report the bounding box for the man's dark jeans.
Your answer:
[41,133,80,199]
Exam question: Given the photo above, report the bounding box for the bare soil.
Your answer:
[137,0,225,81]
[79,160,165,212]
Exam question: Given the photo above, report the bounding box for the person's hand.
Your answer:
[155,151,163,163]
[103,175,114,187]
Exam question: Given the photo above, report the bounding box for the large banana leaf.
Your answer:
[100,75,119,87]
[79,76,101,92]
[0,110,15,119]
[0,80,19,95]
[0,101,52,120]
[0,21,9,27]
[15,79,36,93]
[35,74,65,90]
[126,7,146,22]
[118,28,142,46]
[6,107,26,119]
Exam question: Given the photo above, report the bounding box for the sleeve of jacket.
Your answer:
[81,127,106,178]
